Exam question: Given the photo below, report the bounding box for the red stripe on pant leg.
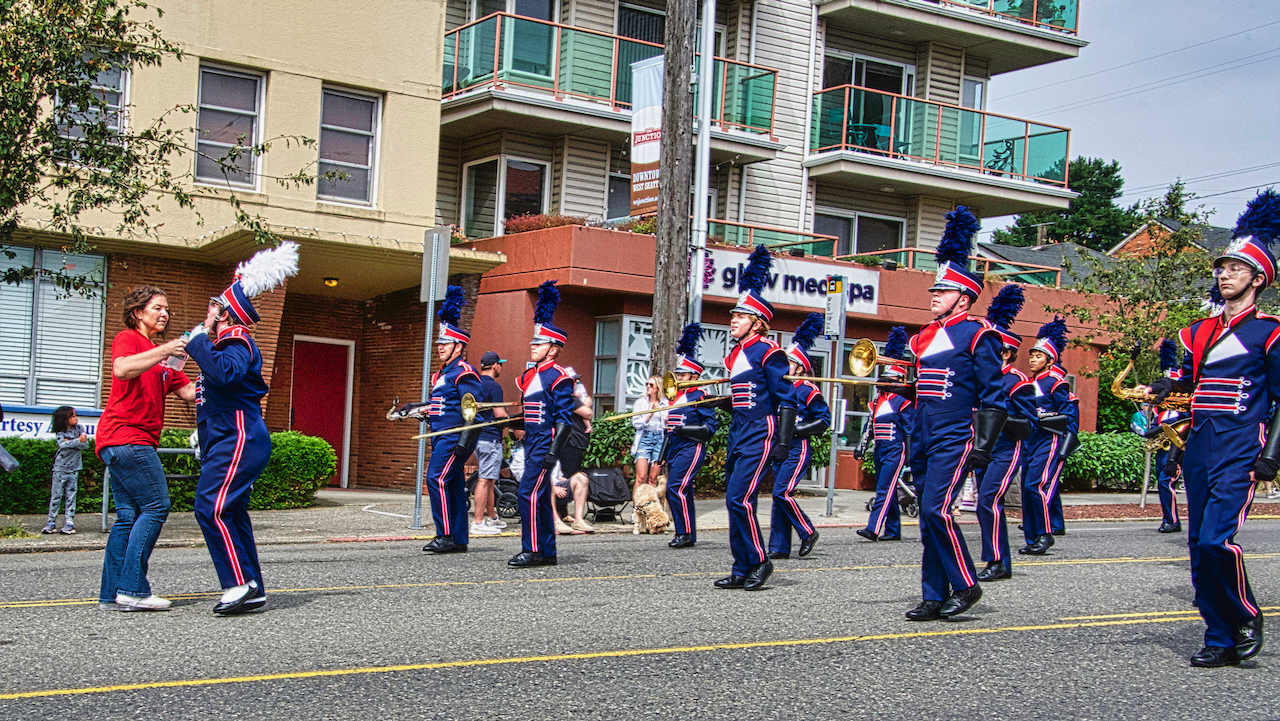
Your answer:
[436,454,455,536]
[529,469,546,553]
[1038,437,1059,533]
[1229,483,1260,616]
[676,446,702,529]
[783,441,814,536]
[213,412,247,586]
[742,417,774,562]
[873,453,907,536]
[941,439,976,588]
[991,442,1021,563]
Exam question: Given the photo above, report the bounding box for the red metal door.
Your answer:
[291,340,350,486]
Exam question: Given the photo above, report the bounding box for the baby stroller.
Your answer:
[466,459,520,519]
[863,469,919,518]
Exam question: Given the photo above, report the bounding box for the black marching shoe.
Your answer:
[1236,613,1265,661]
[856,528,879,542]
[767,551,790,560]
[1190,646,1240,668]
[428,538,467,554]
[1018,534,1055,555]
[879,534,901,542]
[1052,529,1065,537]
[507,552,556,567]
[422,537,445,552]
[714,575,746,589]
[668,534,696,548]
[744,559,774,591]
[976,562,1011,582]
[1158,521,1182,534]
[905,600,943,621]
[213,581,259,616]
[799,531,820,558]
[940,584,983,617]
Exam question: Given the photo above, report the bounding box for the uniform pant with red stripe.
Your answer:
[865,441,908,539]
[974,436,1022,572]
[425,434,470,545]
[1047,463,1066,534]
[769,439,816,556]
[517,430,556,557]
[1153,448,1181,527]
[195,411,270,592]
[665,438,706,540]
[1183,423,1262,649]
[1021,431,1060,545]
[916,409,978,601]
[724,417,775,576]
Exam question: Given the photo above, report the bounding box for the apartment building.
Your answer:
[1,0,503,489]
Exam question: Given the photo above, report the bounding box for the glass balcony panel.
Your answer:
[982,115,1026,179]
[812,89,848,150]
[940,0,1078,33]
[558,27,615,100]
[894,96,940,162]
[498,17,555,89]
[443,33,457,93]
[454,17,498,92]
[1026,123,1069,184]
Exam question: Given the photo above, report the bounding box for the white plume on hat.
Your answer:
[236,241,300,297]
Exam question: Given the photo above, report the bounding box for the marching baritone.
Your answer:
[1138,190,1279,667]
[1152,339,1185,534]
[1019,318,1072,557]
[905,207,1007,621]
[857,326,915,543]
[769,313,830,559]
[663,323,719,549]
[422,286,483,555]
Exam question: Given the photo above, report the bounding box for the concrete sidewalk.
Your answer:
[4,486,1278,554]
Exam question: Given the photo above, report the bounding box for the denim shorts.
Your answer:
[475,439,502,479]
[634,430,664,462]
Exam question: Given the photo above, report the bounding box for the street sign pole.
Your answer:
[413,228,450,530]
[824,275,846,517]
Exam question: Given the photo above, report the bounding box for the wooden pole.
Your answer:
[652,0,696,377]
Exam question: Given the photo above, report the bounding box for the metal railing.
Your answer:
[811,84,1070,187]
[844,247,1062,286]
[443,12,779,135]
[934,0,1079,35]
[708,218,841,257]
[100,448,198,532]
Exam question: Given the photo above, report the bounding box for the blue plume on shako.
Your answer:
[884,326,909,361]
[1037,316,1068,353]
[936,205,979,267]
[738,245,773,293]
[676,322,704,358]
[1234,188,1280,242]
[1207,283,1224,306]
[533,280,560,323]
[792,313,824,352]
[985,284,1025,330]
[1159,338,1179,373]
[437,285,466,325]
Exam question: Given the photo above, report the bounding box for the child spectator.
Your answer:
[44,406,87,535]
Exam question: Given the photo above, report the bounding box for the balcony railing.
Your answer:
[848,247,1062,286]
[811,84,1070,188]
[934,0,1079,35]
[443,13,778,135]
[709,219,841,257]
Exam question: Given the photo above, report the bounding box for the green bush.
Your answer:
[1061,431,1146,491]
[0,429,335,514]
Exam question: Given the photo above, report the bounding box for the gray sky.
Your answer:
[980,0,1280,236]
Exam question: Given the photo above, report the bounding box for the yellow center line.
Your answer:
[1059,605,1280,622]
[3,553,1277,610]
[5,612,1275,701]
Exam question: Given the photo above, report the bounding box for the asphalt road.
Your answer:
[1,520,1276,720]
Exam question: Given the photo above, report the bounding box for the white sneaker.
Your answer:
[115,593,172,611]
[98,602,123,611]
[485,516,507,529]
[1268,490,1280,499]
[219,583,254,605]
[470,521,500,536]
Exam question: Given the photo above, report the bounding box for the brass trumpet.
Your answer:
[1109,356,1192,410]
[663,371,729,401]
[460,392,520,423]
[848,338,907,377]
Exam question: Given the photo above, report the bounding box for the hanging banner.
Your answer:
[630,56,664,217]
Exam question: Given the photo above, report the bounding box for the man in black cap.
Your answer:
[471,351,508,536]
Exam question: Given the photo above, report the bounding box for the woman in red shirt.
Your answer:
[97,285,196,612]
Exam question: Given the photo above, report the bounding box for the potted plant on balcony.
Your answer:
[502,213,588,235]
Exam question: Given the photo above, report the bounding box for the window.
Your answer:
[462,156,550,237]
[0,249,106,408]
[822,53,914,94]
[196,66,262,187]
[472,0,556,20]
[55,56,128,163]
[607,173,631,220]
[593,315,731,416]
[960,77,987,165]
[318,89,379,204]
[814,211,905,256]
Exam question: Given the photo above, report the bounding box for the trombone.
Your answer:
[784,375,906,389]
[603,394,729,422]
[847,338,907,377]
[662,371,729,401]
[411,393,522,440]
[460,393,520,423]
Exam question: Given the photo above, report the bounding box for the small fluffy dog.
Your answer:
[633,483,670,535]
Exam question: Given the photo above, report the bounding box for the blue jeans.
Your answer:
[98,445,170,602]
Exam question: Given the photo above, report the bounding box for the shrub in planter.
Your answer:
[502,213,588,235]
[1061,432,1146,491]
[614,216,657,235]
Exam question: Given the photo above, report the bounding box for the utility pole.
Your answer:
[652,0,696,377]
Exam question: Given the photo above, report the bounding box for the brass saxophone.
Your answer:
[1111,355,1193,449]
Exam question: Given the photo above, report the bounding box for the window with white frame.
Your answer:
[55,56,128,164]
[593,315,732,416]
[462,156,550,237]
[0,248,106,408]
[318,88,379,204]
[960,76,987,165]
[196,66,263,187]
[813,210,905,257]
[472,0,557,20]
[822,52,915,94]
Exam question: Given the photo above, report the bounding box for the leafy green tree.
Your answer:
[1,0,328,294]
[993,157,1144,252]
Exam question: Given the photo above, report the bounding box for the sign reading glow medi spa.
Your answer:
[703,248,879,315]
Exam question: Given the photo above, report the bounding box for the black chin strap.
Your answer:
[934,293,965,322]
[1222,275,1261,303]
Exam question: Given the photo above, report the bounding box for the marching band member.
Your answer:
[1140,190,1278,667]
[663,323,719,549]
[768,313,830,559]
[187,242,298,615]
[857,326,914,543]
[422,286,483,555]
[1152,339,1184,534]
[510,281,575,568]
[973,285,1036,581]
[905,207,1006,621]
[1045,361,1079,537]
[714,246,797,591]
[1019,318,1072,556]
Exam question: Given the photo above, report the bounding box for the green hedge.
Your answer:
[1061,432,1146,491]
[0,429,336,514]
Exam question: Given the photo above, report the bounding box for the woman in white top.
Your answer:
[630,375,668,487]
